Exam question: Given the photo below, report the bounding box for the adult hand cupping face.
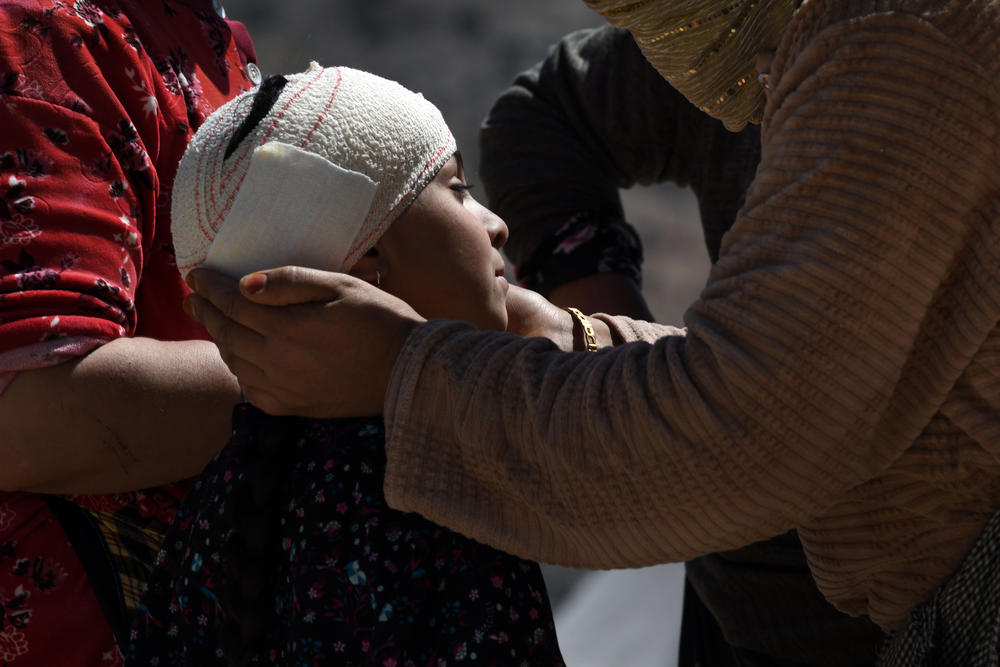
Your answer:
[504,284,574,350]
[504,283,614,351]
[184,266,425,418]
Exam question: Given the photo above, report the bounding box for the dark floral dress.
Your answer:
[128,405,565,666]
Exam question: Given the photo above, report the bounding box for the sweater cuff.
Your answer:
[592,313,686,345]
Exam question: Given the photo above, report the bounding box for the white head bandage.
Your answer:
[170,62,456,277]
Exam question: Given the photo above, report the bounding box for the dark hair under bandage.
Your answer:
[223,74,288,160]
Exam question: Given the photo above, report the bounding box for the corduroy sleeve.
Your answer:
[384,9,1000,569]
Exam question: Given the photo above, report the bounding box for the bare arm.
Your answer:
[0,336,241,494]
[0,11,247,495]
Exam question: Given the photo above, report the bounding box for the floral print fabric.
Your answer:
[0,493,124,667]
[0,1,255,663]
[0,0,254,365]
[129,406,566,666]
[514,211,643,297]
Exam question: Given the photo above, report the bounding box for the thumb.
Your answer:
[238,266,356,306]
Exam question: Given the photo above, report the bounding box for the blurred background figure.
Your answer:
[222,1,703,665]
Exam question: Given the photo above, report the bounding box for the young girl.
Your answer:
[126,64,564,666]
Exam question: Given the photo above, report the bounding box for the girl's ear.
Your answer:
[348,247,388,287]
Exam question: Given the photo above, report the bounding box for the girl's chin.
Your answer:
[483,312,509,333]
[480,302,509,333]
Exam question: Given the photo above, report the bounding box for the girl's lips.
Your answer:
[494,259,508,292]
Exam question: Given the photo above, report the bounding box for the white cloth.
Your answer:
[205,142,376,278]
[550,563,684,667]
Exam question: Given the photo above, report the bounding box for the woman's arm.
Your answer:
[0,337,240,493]
[380,10,1000,566]
[0,8,243,494]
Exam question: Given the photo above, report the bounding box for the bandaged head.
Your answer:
[171,62,456,278]
[584,0,800,130]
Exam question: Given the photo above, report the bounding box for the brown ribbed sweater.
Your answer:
[383,0,1000,630]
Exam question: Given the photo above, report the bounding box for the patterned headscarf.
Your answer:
[584,0,801,130]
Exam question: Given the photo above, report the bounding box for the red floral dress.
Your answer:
[0,1,256,664]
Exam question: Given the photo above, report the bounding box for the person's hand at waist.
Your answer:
[184,266,424,418]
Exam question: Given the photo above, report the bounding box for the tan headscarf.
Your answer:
[584,0,800,130]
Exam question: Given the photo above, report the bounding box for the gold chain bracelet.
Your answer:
[565,307,599,352]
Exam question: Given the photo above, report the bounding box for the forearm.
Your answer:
[383,14,997,567]
[384,293,915,570]
[1,336,241,494]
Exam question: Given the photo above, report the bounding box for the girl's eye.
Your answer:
[451,183,475,195]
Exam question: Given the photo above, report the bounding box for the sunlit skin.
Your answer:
[353,154,510,331]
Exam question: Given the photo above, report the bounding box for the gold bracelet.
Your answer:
[565,307,599,352]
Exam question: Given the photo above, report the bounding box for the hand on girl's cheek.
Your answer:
[189,266,424,418]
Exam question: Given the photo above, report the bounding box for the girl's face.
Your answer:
[372,155,510,331]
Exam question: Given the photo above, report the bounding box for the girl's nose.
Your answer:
[484,210,508,249]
